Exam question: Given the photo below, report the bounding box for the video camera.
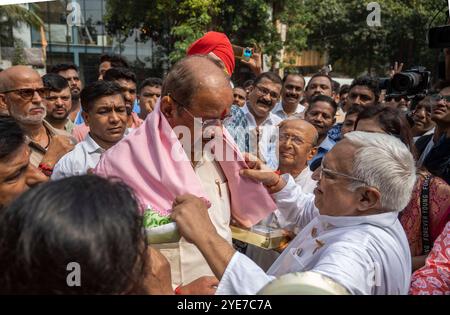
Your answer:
[379,66,431,98]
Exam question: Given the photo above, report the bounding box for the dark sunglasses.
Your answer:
[1,87,47,100]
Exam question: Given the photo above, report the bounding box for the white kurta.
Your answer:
[244,167,317,270]
[216,174,411,295]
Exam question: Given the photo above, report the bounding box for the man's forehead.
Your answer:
[309,76,331,86]
[5,70,42,89]
[351,85,373,95]
[258,78,281,89]
[440,87,450,95]
[49,88,71,96]
[284,75,304,86]
[325,140,355,166]
[116,79,136,88]
[0,144,29,171]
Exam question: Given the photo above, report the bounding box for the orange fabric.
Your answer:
[187,31,235,75]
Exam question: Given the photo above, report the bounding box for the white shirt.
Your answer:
[294,167,316,194]
[241,104,282,168]
[52,134,105,180]
[217,174,411,295]
[244,167,317,271]
[272,101,305,120]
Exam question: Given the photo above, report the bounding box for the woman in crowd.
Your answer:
[0,175,172,294]
[354,105,450,271]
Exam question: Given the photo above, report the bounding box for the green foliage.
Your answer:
[104,0,447,75]
[0,4,44,48]
[12,39,26,65]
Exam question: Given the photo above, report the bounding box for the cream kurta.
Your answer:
[155,150,232,287]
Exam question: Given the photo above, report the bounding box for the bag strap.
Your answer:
[420,175,432,254]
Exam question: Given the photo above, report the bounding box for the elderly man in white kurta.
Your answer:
[171,131,416,295]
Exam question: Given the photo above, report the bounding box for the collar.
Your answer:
[273,101,304,115]
[295,166,313,182]
[317,211,398,229]
[84,134,106,154]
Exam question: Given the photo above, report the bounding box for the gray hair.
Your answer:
[344,131,416,212]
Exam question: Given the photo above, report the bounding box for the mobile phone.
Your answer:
[232,45,253,61]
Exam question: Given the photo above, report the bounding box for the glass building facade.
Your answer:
[31,0,164,85]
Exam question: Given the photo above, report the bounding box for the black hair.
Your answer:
[103,67,136,84]
[80,80,123,112]
[331,80,340,94]
[253,72,282,87]
[339,84,350,97]
[306,73,333,90]
[282,73,306,87]
[0,116,25,160]
[243,80,254,89]
[345,104,366,117]
[42,73,69,92]
[139,77,162,92]
[0,175,148,294]
[354,104,416,158]
[350,76,380,101]
[306,94,338,116]
[100,54,130,69]
[49,63,79,74]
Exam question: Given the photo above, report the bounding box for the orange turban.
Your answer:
[187,31,235,75]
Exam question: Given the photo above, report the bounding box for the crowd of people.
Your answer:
[0,31,448,295]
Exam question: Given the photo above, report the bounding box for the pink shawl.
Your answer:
[94,101,277,227]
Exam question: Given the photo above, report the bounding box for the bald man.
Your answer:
[0,66,74,172]
[245,119,318,270]
[95,55,258,293]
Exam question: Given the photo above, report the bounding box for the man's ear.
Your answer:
[306,146,318,161]
[356,186,381,213]
[0,93,9,114]
[82,111,90,126]
[160,95,176,119]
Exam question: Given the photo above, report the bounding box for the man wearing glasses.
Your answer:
[225,72,283,169]
[422,85,450,184]
[95,55,276,293]
[0,66,74,174]
[171,131,416,295]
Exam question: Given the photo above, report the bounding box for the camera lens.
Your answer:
[391,72,422,92]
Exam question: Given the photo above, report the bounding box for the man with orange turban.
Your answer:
[187,31,235,76]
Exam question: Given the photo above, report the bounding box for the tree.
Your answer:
[0,4,44,62]
[292,0,447,76]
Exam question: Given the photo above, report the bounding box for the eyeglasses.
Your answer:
[319,161,367,185]
[169,94,233,128]
[254,85,280,100]
[1,88,47,100]
[431,94,450,103]
[279,133,311,146]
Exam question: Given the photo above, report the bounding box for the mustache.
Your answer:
[286,92,299,98]
[29,104,46,112]
[257,99,272,107]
